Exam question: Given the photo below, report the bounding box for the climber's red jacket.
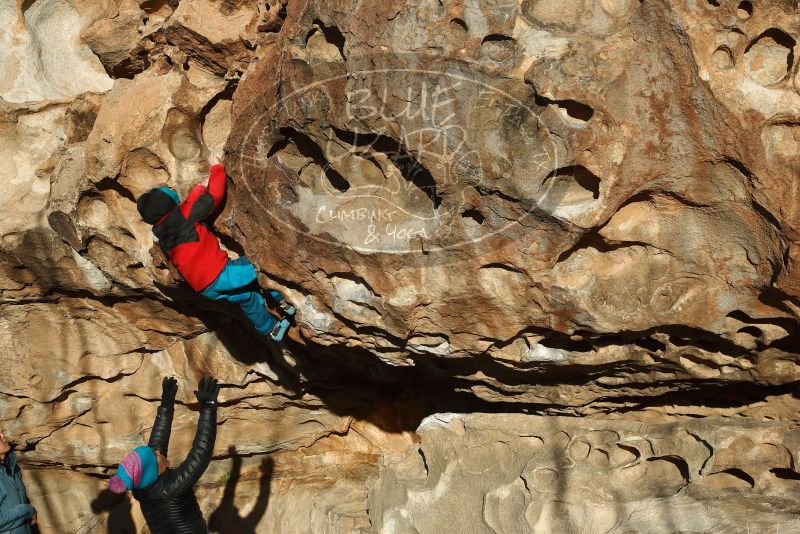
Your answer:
[153,164,228,292]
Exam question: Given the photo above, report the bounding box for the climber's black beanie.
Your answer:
[137,188,178,224]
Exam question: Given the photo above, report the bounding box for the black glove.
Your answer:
[161,377,178,407]
[194,377,220,405]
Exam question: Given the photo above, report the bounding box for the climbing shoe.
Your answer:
[269,318,291,342]
[268,289,296,317]
[277,299,296,317]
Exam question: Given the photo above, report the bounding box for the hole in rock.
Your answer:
[737,1,753,19]
[744,28,795,86]
[450,18,468,32]
[198,81,237,127]
[105,53,150,80]
[140,0,179,14]
[462,208,485,225]
[707,0,720,6]
[533,93,595,123]
[480,34,516,62]
[712,46,735,70]
[771,468,800,480]
[217,232,246,258]
[616,443,641,463]
[267,137,290,159]
[715,468,755,487]
[481,33,514,44]
[332,128,441,208]
[308,19,346,60]
[275,128,350,193]
[545,165,601,200]
[96,177,136,203]
[163,110,203,162]
[647,455,690,484]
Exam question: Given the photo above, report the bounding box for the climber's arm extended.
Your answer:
[185,156,226,223]
[148,377,177,455]
[161,377,218,496]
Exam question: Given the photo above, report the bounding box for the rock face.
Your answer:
[372,414,800,533]
[1,0,799,533]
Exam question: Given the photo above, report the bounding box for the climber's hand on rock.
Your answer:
[208,152,220,167]
[161,377,178,407]
[194,376,220,405]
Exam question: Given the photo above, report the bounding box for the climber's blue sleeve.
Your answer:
[0,502,33,531]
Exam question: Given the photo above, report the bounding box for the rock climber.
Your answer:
[136,153,295,341]
[0,433,36,534]
[108,376,220,534]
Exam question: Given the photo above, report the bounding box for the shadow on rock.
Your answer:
[208,447,273,533]
[90,488,137,534]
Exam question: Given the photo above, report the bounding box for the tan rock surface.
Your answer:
[370,413,800,534]
[1,0,799,532]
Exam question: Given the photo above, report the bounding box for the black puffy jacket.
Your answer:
[132,400,217,534]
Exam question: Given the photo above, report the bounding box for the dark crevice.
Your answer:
[274,128,350,192]
[736,326,762,338]
[257,2,287,33]
[106,53,150,80]
[481,33,514,44]
[770,468,800,480]
[616,444,641,463]
[326,271,380,298]
[554,231,651,264]
[308,19,347,59]
[626,189,711,209]
[495,323,753,361]
[767,334,800,353]
[461,208,485,225]
[450,18,468,32]
[723,157,755,180]
[418,448,430,477]
[332,127,442,208]
[713,468,755,487]
[217,232,247,258]
[726,309,796,331]
[666,326,752,357]
[745,28,796,74]
[545,166,601,199]
[140,0,180,14]
[480,262,525,274]
[601,381,800,415]
[737,1,753,17]
[532,92,595,123]
[198,80,237,127]
[752,199,782,231]
[634,337,667,353]
[266,137,290,158]
[647,455,690,484]
[95,177,136,203]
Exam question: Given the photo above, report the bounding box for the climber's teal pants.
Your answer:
[201,257,277,334]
